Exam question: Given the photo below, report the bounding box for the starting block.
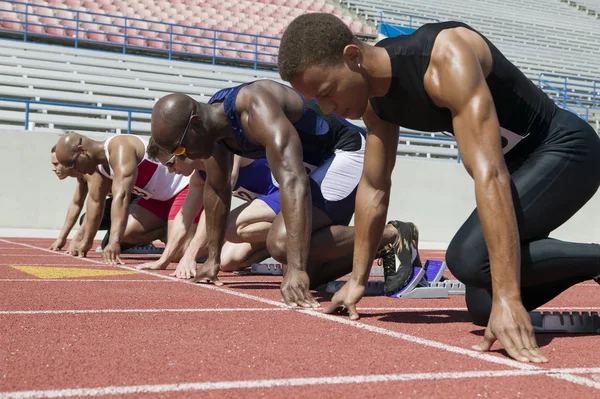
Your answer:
[430,280,466,295]
[369,265,385,277]
[326,260,466,299]
[249,258,283,275]
[530,311,600,334]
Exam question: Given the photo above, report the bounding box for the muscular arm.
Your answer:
[79,173,111,245]
[428,32,520,301]
[107,142,138,247]
[352,104,400,283]
[58,177,89,242]
[245,93,310,273]
[181,209,208,262]
[157,172,205,264]
[203,145,234,266]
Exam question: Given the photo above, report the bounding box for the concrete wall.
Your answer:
[384,156,600,244]
[1,129,600,243]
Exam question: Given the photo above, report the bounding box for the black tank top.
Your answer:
[370,21,557,153]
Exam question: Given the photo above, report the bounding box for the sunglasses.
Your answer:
[171,111,195,157]
[65,137,83,169]
[164,153,176,168]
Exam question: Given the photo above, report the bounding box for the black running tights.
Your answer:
[445,109,600,325]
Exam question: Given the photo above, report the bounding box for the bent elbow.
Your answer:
[475,162,510,187]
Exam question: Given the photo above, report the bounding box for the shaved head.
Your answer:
[54,132,102,175]
[55,132,84,165]
[151,93,197,152]
[151,93,219,160]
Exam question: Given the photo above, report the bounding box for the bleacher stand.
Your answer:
[343,0,600,126]
[0,0,597,161]
[0,0,376,66]
[562,0,600,16]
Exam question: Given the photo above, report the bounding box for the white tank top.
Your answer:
[97,136,189,201]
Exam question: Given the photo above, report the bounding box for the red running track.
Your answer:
[0,237,599,398]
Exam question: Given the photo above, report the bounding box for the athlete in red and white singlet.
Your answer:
[97,135,188,202]
[96,135,200,224]
[54,133,203,265]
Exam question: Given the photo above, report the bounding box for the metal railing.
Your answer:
[0,96,461,159]
[0,1,281,69]
[0,97,151,134]
[538,74,595,121]
[538,73,598,110]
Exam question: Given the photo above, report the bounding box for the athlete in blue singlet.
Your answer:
[150,80,405,308]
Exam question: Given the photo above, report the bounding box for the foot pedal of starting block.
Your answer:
[369,265,384,277]
[387,267,425,298]
[423,260,447,283]
[529,311,600,334]
[250,258,283,275]
[430,280,466,295]
[388,267,448,299]
[391,267,448,299]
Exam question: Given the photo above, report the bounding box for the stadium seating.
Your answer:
[345,0,600,126]
[1,0,598,157]
[564,0,600,15]
[0,0,376,67]
[0,39,458,160]
[346,0,600,80]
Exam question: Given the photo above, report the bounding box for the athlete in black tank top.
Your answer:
[279,13,600,363]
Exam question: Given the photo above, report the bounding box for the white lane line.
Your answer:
[2,368,600,399]
[0,263,121,267]
[2,239,598,387]
[0,254,66,256]
[0,247,45,250]
[0,308,289,315]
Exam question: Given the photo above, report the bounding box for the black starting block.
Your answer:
[530,311,600,334]
[238,258,284,275]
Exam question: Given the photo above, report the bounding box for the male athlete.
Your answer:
[49,144,98,252]
[278,14,600,363]
[150,83,413,307]
[51,143,158,256]
[54,133,198,265]
[138,140,281,278]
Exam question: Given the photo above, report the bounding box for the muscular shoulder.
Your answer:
[107,135,144,164]
[237,81,303,115]
[425,28,492,108]
[85,170,106,184]
[431,28,490,64]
